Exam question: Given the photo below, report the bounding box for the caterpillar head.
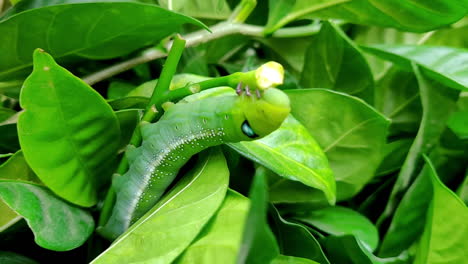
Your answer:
[240,87,290,138]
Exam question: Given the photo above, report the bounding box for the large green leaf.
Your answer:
[266,0,468,33]
[286,89,389,200]
[414,156,468,264]
[17,49,120,207]
[229,115,335,204]
[0,2,206,80]
[0,251,38,264]
[237,167,280,264]
[363,45,468,91]
[301,21,374,103]
[175,190,249,264]
[270,206,330,264]
[293,206,379,252]
[0,180,94,251]
[91,148,229,264]
[379,65,460,225]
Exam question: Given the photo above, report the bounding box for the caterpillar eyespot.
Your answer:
[241,120,258,138]
[100,87,290,239]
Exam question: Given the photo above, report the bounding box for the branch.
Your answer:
[82,22,322,85]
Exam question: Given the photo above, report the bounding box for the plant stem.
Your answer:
[82,23,322,85]
[229,0,256,23]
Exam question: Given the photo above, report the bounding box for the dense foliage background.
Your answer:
[0,0,467,263]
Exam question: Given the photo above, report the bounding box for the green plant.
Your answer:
[0,0,467,263]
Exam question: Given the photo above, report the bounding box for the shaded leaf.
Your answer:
[18,49,120,207]
[229,115,335,204]
[363,45,468,91]
[375,139,413,177]
[293,206,379,251]
[107,81,136,100]
[0,251,38,264]
[270,206,330,264]
[108,96,149,111]
[0,123,20,153]
[0,180,94,251]
[286,89,389,200]
[323,235,410,264]
[115,109,139,151]
[447,110,468,139]
[414,156,468,264]
[0,2,206,79]
[379,65,460,226]
[237,167,280,264]
[91,148,229,264]
[159,0,232,20]
[175,190,249,264]
[301,21,374,103]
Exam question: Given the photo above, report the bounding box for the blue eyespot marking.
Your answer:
[241,121,258,138]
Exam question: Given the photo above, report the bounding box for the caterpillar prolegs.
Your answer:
[100,86,290,239]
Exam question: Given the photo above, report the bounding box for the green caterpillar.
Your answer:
[100,86,290,239]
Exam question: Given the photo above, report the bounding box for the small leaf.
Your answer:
[91,148,229,264]
[175,190,250,264]
[0,180,94,251]
[301,21,374,103]
[237,167,280,264]
[18,49,120,207]
[447,110,468,139]
[363,45,468,91]
[293,206,379,252]
[270,206,330,264]
[414,156,468,264]
[0,2,206,79]
[229,115,336,204]
[286,89,389,200]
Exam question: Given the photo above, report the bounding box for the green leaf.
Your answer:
[447,110,468,139]
[0,150,39,232]
[264,0,350,34]
[0,107,15,122]
[379,65,460,226]
[266,0,468,33]
[271,255,320,264]
[301,21,374,103]
[286,89,389,200]
[0,151,39,183]
[237,167,280,264]
[18,49,120,207]
[0,180,94,251]
[323,235,410,264]
[270,206,330,264]
[107,81,137,100]
[91,148,229,264]
[229,115,336,204]
[375,139,413,177]
[414,156,468,264]
[457,170,468,205]
[175,190,249,264]
[293,206,379,251]
[363,45,468,92]
[0,251,38,264]
[379,144,468,257]
[375,68,421,136]
[0,2,206,80]
[159,0,232,20]
[115,109,140,151]
[108,96,149,111]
